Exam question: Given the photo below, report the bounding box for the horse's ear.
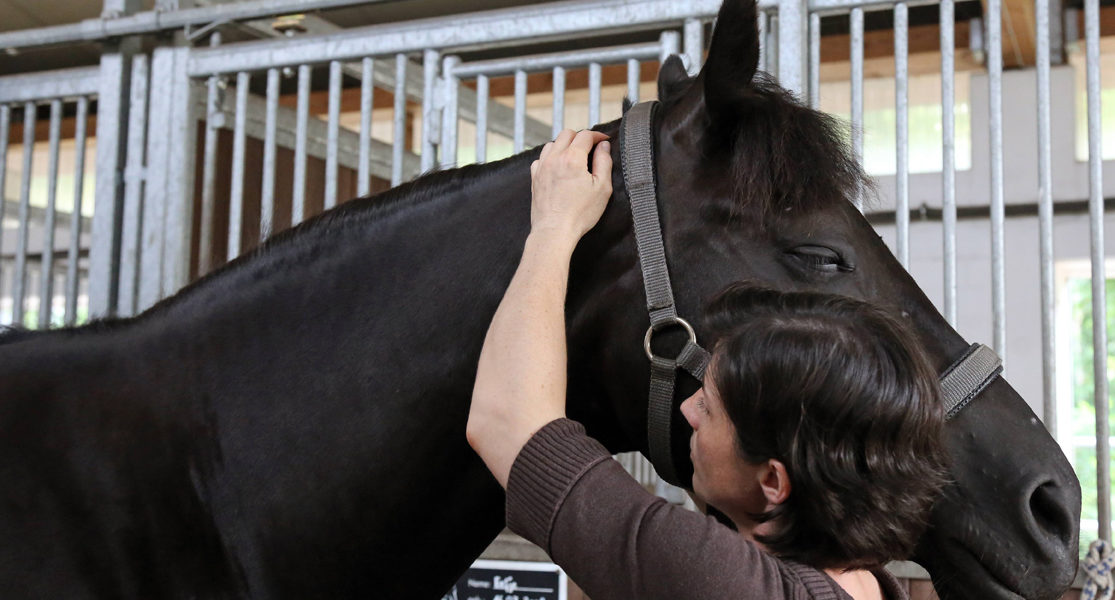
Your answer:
[701,0,760,124]
[656,55,691,101]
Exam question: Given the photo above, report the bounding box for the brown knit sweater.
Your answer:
[505,418,910,600]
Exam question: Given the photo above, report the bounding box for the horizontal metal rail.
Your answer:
[0,0,404,51]
[808,0,941,15]
[451,42,662,78]
[0,67,101,104]
[187,0,770,76]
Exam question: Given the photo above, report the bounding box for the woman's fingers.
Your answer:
[569,130,610,157]
[548,129,577,155]
[592,141,613,187]
[539,141,555,162]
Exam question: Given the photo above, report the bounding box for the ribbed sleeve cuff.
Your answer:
[505,418,612,553]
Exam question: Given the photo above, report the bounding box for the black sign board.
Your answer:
[442,559,566,600]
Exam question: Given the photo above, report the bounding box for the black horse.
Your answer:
[0,1,1080,598]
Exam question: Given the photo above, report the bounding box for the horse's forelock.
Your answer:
[712,74,874,223]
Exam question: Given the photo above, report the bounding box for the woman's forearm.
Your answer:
[467,229,579,487]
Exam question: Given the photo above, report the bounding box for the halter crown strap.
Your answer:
[939,343,1002,420]
[621,100,710,486]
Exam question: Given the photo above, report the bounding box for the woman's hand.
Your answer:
[529,129,613,244]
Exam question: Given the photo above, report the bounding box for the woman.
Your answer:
[467,129,949,600]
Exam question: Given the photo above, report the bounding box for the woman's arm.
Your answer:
[466,129,612,488]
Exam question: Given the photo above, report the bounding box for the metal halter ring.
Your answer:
[643,316,698,362]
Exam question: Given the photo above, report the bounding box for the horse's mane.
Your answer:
[0,325,35,345]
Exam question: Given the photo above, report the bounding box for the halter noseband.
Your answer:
[618,100,1004,487]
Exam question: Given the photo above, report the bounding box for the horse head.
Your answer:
[565,1,1081,598]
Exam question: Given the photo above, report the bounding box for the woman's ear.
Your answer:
[758,459,791,507]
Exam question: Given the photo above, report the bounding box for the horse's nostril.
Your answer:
[1029,480,1075,547]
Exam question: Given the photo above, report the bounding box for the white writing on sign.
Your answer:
[493,575,553,594]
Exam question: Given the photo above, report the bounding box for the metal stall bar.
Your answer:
[660,30,680,66]
[261,67,279,241]
[513,69,527,153]
[229,71,250,260]
[451,43,663,78]
[141,47,195,308]
[421,49,440,172]
[325,61,342,210]
[895,3,910,267]
[186,0,749,76]
[778,0,808,97]
[588,62,602,127]
[941,0,957,326]
[1036,0,1056,431]
[809,12,820,109]
[683,17,703,75]
[199,33,222,276]
[119,56,149,318]
[759,11,768,73]
[1084,0,1110,541]
[294,64,311,224]
[627,59,640,105]
[441,55,461,170]
[987,0,1005,359]
[767,14,780,79]
[65,96,89,326]
[38,100,63,329]
[13,103,35,326]
[90,52,131,318]
[358,58,374,197]
[551,68,564,138]
[850,7,864,211]
[392,53,407,187]
[476,74,490,163]
[809,0,940,10]
[0,106,8,312]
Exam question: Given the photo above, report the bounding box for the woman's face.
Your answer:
[679,373,768,528]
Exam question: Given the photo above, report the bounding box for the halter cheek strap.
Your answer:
[620,100,710,487]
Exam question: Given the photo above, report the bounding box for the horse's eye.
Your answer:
[787,245,854,274]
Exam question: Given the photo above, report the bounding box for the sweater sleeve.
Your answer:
[505,419,812,600]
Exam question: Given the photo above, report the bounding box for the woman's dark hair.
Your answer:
[703,283,949,570]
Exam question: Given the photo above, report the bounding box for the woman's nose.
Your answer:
[680,393,700,429]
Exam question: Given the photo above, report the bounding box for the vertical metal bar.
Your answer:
[768,14,780,78]
[38,100,63,329]
[358,57,374,197]
[198,32,221,276]
[1036,0,1056,430]
[293,63,310,225]
[895,3,910,268]
[988,0,1006,359]
[13,103,35,326]
[588,62,602,127]
[325,60,342,209]
[851,7,864,210]
[66,97,89,326]
[758,11,768,73]
[778,0,808,97]
[440,55,460,170]
[228,70,249,260]
[513,69,526,153]
[0,105,9,322]
[627,59,640,106]
[476,74,489,163]
[551,67,564,137]
[261,67,279,241]
[1085,0,1110,541]
[683,18,704,75]
[941,0,957,326]
[392,53,407,186]
[157,47,196,302]
[421,48,440,172]
[119,57,148,318]
[809,12,821,109]
[90,48,133,317]
[660,30,680,65]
